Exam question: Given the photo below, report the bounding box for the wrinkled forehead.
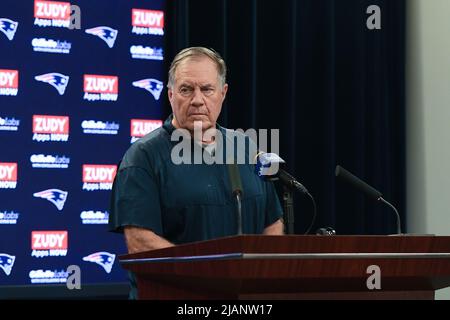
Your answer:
[174,57,221,86]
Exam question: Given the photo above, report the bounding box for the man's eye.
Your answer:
[202,88,214,95]
[179,87,193,95]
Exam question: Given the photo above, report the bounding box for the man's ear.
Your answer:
[222,84,228,101]
[168,87,173,102]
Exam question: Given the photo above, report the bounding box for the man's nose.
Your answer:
[190,87,204,106]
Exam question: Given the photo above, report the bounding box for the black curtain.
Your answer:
[164,0,406,235]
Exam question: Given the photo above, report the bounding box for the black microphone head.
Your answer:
[335,165,382,200]
[227,162,243,196]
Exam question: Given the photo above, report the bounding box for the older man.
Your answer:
[109,47,283,298]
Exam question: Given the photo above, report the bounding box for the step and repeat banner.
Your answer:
[0,0,165,286]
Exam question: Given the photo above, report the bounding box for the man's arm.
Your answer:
[263,218,284,235]
[124,226,174,253]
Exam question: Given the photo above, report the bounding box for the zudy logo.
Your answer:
[0,69,19,96]
[32,115,69,142]
[83,74,118,101]
[0,162,17,189]
[131,9,164,36]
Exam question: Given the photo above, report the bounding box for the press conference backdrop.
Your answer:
[0,0,165,289]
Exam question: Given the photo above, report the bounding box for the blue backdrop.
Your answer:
[0,0,165,286]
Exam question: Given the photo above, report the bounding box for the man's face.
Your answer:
[168,57,228,132]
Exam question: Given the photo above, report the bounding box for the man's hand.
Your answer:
[263,219,284,235]
[124,226,174,253]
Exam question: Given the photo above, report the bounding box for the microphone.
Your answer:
[227,162,243,235]
[335,165,401,234]
[255,152,309,194]
[255,152,317,235]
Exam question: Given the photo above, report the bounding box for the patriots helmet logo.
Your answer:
[0,253,15,276]
[35,73,70,95]
[83,252,116,273]
[132,79,164,100]
[33,189,68,211]
[0,18,18,41]
[85,26,118,48]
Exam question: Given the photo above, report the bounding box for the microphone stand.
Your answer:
[283,186,295,235]
[234,191,243,235]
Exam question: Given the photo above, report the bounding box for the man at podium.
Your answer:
[109,47,284,298]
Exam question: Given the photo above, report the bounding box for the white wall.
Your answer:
[406,0,450,300]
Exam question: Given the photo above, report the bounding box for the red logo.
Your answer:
[31,231,68,250]
[33,115,69,134]
[84,75,118,94]
[83,165,117,183]
[0,163,17,181]
[130,119,162,138]
[132,9,164,28]
[34,0,71,20]
[0,69,18,88]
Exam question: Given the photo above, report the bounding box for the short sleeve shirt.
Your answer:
[109,115,283,244]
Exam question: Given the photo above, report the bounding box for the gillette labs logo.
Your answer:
[130,45,163,60]
[32,115,69,142]
[83,74,118,101]
[82,165,117,191]
[29,269,68,284]
[81,210,109,225]
[34,0,71,28]
[81,120,119,135]
[32,38,72,54]
[132,9,164,36]
[130,119,162,143]
[30,154,70,169]
[31,230,68,258]
[0,163,17,189]
[0,18,19,41]
[0,69,19,96]
[0,210,20,225]
[0,116,20,131]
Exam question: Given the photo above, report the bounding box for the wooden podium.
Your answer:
[119,235,450,300]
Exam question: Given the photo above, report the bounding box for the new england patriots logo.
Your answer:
[132,78,164,100]
[83,252,116,274]
[35,73,70,95]
[85,26,118,48]
[0,253,15,276]
[33,189,68,211]
[0,18,18,41]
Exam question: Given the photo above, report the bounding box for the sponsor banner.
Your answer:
[82,165,117,191]
[29,269,68,284]
[31,230,68,258]
[81,120,119,135]
[0,210,20,225]
[30,154,70,169]
[34,0,71,28]
[32,38,72,54]
[0,69,19,96]
[0,162,17,189]
[80,210,109,224]
[32,115,69,142]
[0,116,20,132]
[131,9,164,36]
[83,74,118,101]
[130,45,163,60]
[130,119,162,143]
